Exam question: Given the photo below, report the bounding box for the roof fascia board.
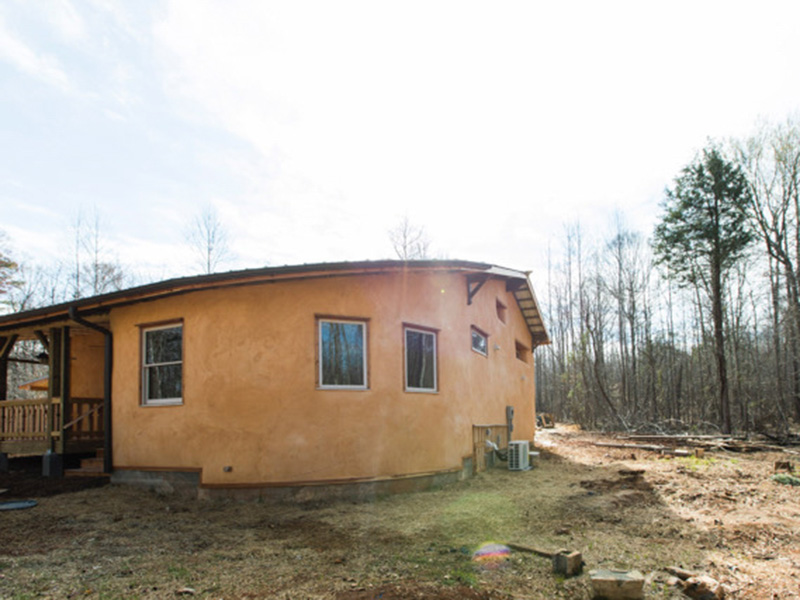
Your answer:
[0,260,494,331]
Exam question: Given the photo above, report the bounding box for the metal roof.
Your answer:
[0,259,550,346]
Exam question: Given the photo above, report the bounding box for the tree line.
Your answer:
[0,204,233,400]
[0,204,233,315]
[536,117,800,436]
[3,117,800,436]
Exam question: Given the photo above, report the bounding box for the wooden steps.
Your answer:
[65,449,109,478]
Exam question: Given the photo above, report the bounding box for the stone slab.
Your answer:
[589,569,645,600]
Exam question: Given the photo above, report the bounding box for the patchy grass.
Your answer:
[675,455,717,471]
[1,430,796,598]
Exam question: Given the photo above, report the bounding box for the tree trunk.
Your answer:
[711,263,732,434]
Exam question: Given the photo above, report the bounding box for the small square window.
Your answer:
[496,299,507,324]
[471,327,488,356]
[515,340,530,363]
[142,323,183,406]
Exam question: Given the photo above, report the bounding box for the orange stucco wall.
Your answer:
[110,271,537,486]
[70,330,105,399]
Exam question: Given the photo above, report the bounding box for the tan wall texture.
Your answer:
[70,329,105,399]
[110,270,537,486]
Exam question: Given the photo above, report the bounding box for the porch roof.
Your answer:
[0,259,550,346]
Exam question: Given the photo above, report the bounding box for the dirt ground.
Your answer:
[0,427,798,599]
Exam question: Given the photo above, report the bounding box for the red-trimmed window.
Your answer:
[142,323,183,405]
[318,318,368,389]
[405,326,437,392]
[471,326,488,356]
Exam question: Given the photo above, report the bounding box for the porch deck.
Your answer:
[0,397,104,456]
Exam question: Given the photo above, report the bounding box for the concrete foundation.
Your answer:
[111,469,200,496]
[42,451,63,478]
[198,468,464,503]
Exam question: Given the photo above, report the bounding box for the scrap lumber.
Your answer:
[594,441,666,452]
[615,434,800,455]
[625,434,744,442]
[665,567,725,599]
[507,543,583,576]
[506,542,554,558]
[665,566,697,580]
[593,441,694,456]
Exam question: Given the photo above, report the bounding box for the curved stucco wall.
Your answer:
[110,270,536,486]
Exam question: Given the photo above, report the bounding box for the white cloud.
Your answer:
[5,0,800,286]
[0,12,71,91]
[45,0,87,43]
[149,0,800,271]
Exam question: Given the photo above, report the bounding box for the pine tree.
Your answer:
[653,145,753,433]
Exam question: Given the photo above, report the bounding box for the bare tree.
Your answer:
[0,230,19,300]
[186,205,232,274]
[734,118,800,419]
[389,216,431,260]
[69,208,127,299]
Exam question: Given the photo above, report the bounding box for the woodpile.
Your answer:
[666,566,726,599]
[592,433,800,456]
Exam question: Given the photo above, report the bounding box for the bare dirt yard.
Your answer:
[1,427,798,599]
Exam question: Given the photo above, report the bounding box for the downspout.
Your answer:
[68,307,113,475]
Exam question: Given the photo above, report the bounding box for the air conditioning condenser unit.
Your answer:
[508,440,531,471]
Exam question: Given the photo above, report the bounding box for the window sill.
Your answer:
[141,400,183,407]
[317,386,369,391]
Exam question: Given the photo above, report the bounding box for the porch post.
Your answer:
[43,327,67,477]
[0,334,18,401]
[0,336,18,465]
[47,328,61,451]
[0,342,7,401]
[45,327,69,455]
[0,336,6,472]
[58,326,70,455]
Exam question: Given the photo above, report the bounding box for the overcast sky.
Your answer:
[2,1,800,291]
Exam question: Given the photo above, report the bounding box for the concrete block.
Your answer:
[589,569,645,600]
[552,550,583,576]
[42,451,63,478]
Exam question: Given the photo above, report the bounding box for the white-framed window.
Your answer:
[142,322,183,406]
[471,326,488,356]
[318,318,368,389]
[404,326,437,392]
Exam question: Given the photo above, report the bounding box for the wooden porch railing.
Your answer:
[63,397,105,443]
[0,397,104,455]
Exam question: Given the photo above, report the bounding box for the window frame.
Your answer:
[404,324,438,393]
[317,317,369,390]
[471,326,489,356]
[140,321,184,407]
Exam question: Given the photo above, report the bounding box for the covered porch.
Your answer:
[0,317,111,475]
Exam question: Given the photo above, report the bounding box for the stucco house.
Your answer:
[0,260,549,499]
